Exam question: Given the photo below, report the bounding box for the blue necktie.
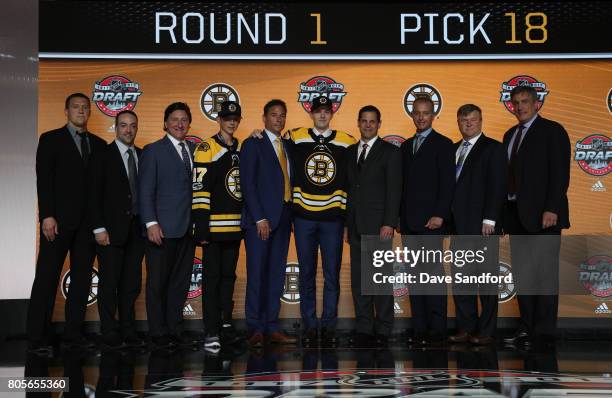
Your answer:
[179,142,191,175]
[455,141,471,180]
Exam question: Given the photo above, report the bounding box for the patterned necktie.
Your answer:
[455,141,471,180]
[508,124,525,195]
[127,149,138,214]
[413,133,425,154]
[274,138,291,202]
[179,142,191,176]
[358,143,368,170]
[77,131,89,163]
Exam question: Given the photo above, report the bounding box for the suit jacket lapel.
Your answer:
[456,134,486,183]
[162,135,186,169]
[361,138,383,171]
[62,126,84,161]
[111,141,130,184]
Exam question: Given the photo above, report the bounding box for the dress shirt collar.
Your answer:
[462,132,482,146]
[359,135,378,149]
[520,113,539,130]
[114,138,135,155]
[264,129,283,143]
[166,132,185,147]
[415,127,433,138]
[66,122,86,138]
[312,127,332,138]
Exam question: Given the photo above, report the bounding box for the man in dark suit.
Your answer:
[240,99,296,347]
[345,105,402,348]
[502,86,571,347]
[138,102,197,348]
[27,92,106,352]
[89,110,145,348]
[448,104,506,345]
[399,96,455,345]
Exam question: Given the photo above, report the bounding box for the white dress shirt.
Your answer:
[93,139,139,234]
[456,132,495,227]
[357,135,378,163]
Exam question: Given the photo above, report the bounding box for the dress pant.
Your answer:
[201,239,241,335]
[96,217,145,337]
[244,203,291,334]
[505,201,560,337]
[349,231,394,337]
[27,223,96,342]
[294,216,344,330]
[451,235,499,337]
[402,230,447,338]
[144,233,195,337]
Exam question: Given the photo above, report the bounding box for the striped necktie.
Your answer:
[455,141,471,180]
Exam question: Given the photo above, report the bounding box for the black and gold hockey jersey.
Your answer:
[288,127,356,220]
[192,134,242,242]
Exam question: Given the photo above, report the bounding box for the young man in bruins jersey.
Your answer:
[289,97,357,346]
[192,101,243,351]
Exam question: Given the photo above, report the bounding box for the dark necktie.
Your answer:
[179,142,192,175]
[77,131,90,163]
[508,124,525,196]
[455,141,471,180]
[357,143,368,170]
[413,133,425,154]
[127,149,138,214]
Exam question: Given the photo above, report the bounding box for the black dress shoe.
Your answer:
[221,324,241,345]
[503,331,529,345]
[123,334,146,347]
[301,328,318,346]
[27,340,53,353]
[375,334,389,348]
[170,333,200,346]
[62,335,96,350]
[151,335,173,348]
[101,333,124,349]
[448,331,471,343]
[321,328,337,346]
[352,333,374,348]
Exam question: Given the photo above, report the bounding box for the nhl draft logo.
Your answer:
[393,262,409,298]
[200,83,240,121]
[225,167,242,200]
[298,76,347,113]
[404,83,443,117]
[500,75,548,114]
[61,268,99,306]
[578,255,612,298]
[281,262,300,304]
[498,262,516,303]
[185,135,204,145]
[186,257,203,299]
[305,152,336,186]
[92,75,142,117]
[383,135,406,148]
[574,134,612,176]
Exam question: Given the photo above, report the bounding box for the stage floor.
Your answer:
[1,333,611,397]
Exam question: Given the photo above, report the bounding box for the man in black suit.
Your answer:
[448,104,506,345]
[502,86,571,347]
[27,93,106,352]
[399,96,455,345]
[89,110,145,348]
[345,105,402,348]
[139,102,198,348]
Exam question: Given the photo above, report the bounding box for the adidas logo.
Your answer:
[591,180,606,192]
[393,302,403,314]
[594,302,611,314]
[183,303,196,316]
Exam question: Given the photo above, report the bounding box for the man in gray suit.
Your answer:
[345,105,402,348]
[139,102,197,347]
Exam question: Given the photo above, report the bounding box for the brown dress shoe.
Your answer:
[448,331,471,343]
[248,332,264,347]
[470,335,495,345]
[268,331,297,345]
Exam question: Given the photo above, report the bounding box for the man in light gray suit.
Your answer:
[139,102,196,348]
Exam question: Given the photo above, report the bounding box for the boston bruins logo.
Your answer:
[305,152,336,186]
[225,167,242,200]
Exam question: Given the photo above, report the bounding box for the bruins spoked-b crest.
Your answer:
[404,83,443,116]
[200,83,240,121]
[305,151,336,186]
[225,167,242,200]
[61,268,99,306]
[281,262,300,304]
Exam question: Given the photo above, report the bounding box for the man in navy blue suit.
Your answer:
[240,99,296,347]
[138,102,197,348]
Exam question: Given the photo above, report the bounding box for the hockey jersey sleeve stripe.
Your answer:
[210,213,242,220]
[209,219,241,226]
[293,191,347,207]
[193,191,211,198]
[193,203,210,210]
[192,197,211,204]
[210,226,242,233]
